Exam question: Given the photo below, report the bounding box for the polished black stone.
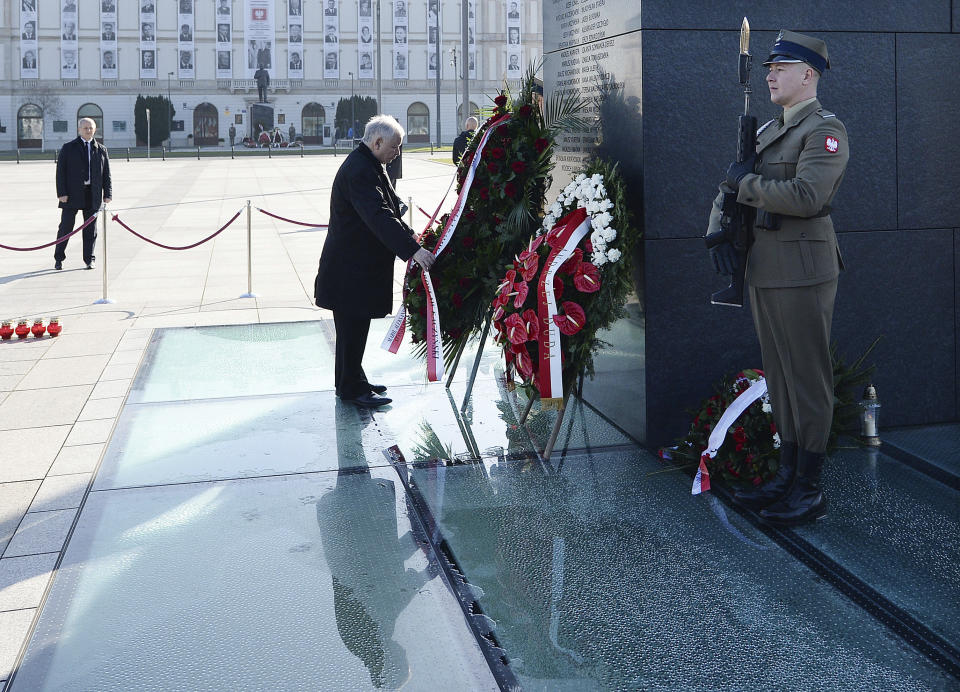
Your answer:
[896,33,960,229]
[542,0,639,53]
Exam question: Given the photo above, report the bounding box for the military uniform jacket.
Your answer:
[314,143,420,316]
[709,98,849,287]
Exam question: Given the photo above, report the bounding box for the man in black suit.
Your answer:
[141,1,155,13]
[102,22,116,40]
[289,51,302,70]
[22,21,36,39]
[22,50,37,69]
[62,21,77,40]
[55,118,112,270]
[314,115,434,407]
[254,63,269,101]
[101,0,116,12]
[217,23,230,41]
[179,24,192,41]
[217,0,229,14]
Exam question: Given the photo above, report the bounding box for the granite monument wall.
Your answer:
[543,2,960,447]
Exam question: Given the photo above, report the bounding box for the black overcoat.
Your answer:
[314,143,420,317]
[56,136,112,211]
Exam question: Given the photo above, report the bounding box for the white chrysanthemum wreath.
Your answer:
[541,172,622,266]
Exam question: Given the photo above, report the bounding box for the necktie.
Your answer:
[86,140,91,183]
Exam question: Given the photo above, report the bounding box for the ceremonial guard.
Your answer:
[707,31,849,525]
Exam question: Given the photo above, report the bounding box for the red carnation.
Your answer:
[534,137,549,154]
[505,181,518,198]
[552,301,585,335]
[513,280,529,308]
[573,261,601,293]
[490,147,506,160]
[511,161,527,174]
[494,93,508,108]
[486,161,499,174]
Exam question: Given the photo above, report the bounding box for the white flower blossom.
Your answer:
[591,173,603,184]
[773,432,781,448]
[762,401,773,414]
[591,251,608,266]
[586,201,601,215]
[550,202,563,216]
[596,184,606,198]
[601,199,614,211]
[543,215,556,230]
[606,248,621,263]
[590,231,607,249]
[601,227,617,243]
[575,173,587,183]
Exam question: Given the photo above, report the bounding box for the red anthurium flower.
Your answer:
[519,253,538,282]
[546,227,567,250]
[504,182,518,198]
[498,270,516,297]
[553,276,564,300]
[504,313,529,345]
[552,301,585,335]
[513,280,529,308]
[573,261,601,293]
[492,304,505,322]
[534,137,549,154]
[584,237,593,253]
[493,293,509,309]
[522,309,539,340]
[518,105,532,118]
[504,348,515,365]
[511,160,527,174]
[486,161,499,174]
[514,346,534,379]
[559,248,583,275]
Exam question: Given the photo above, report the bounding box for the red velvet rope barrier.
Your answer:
[418,205,432,220]
[112,209,243,250]
[0,213,98,251]
[256,207,327,228]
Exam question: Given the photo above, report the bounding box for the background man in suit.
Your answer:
[22,21,36,39]
[62,50,77,70]
[289,0,302,15]
[218,23,230,42]
[102,51,115,69]
[217,0,229,14]
[360,26,372,43]
[62,21,76,40]
[55,118,112,270]
[707,31,849,526]
[22,0,37,12]
[142,22,155,41]
[325,0,337,15]
[452,116,477,164]
[289,51,302,70]
[395,0,406,16]
[102,22,116,40]
[141,1,155,12]
[508,1,519,19]
[314,115,435,407]
[22,50,37,69]
[101,0,116,12]
[290,24,303,43]
[179,50,193,70]
[141,50,155,69]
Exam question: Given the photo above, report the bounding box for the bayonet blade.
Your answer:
[740,17,750,55]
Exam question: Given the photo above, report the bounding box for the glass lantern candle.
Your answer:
[859,384,881,446]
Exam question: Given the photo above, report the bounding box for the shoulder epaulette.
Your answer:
[757,119,777,135]
[816,108,836,119]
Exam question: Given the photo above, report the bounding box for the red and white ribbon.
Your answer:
[381,113,512,385]
[536,208,591,406]
[692,376,768,495]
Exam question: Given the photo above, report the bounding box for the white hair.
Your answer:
[465,116,478,130]
[78,117,97,130]
[362,114,404,145]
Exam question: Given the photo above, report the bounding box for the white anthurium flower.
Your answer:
[591,251,608,266]
[606,248,621,262]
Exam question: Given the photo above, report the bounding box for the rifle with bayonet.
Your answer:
[705,17,756,308]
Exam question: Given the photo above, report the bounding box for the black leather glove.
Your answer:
[710,241,738,276]
[725,155,757,189]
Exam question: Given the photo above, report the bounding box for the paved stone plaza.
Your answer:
[0,152,456,685]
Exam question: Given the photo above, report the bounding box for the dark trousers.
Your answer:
[257,85,267,102]
[749,278,838,454]
[333,310,372,399]
[55,187,97,264]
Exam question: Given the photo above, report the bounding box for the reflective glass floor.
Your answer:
[8,321,960,690]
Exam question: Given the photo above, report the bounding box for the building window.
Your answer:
[406,102,429,143]
[302,102,326,145]
[78,103,105,142]
[17,103,43,148]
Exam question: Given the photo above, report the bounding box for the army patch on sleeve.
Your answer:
[825,136,840,153]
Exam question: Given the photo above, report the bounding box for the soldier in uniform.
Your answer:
[707,31,849,526]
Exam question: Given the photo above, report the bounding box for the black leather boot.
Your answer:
[731,441,797,510]
[760,448,828,526]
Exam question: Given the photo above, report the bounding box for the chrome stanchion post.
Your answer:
[94,204,116,304]
[408,196,413,228]
[240,200,258,298]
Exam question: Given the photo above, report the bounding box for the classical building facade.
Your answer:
[0,0,542,149]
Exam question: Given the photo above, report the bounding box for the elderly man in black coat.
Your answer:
[315,115,435,407]
[55,118,112,270]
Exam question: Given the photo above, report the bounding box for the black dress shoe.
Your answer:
[55,261,63,270]
[345,392,392,408]
[369,383,388,394]
[85,261,94,270]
